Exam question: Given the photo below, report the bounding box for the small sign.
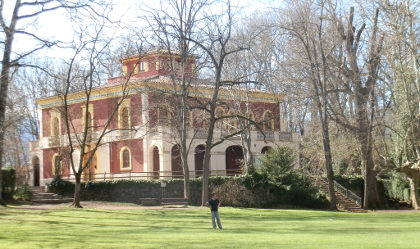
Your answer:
[161,182,167,188]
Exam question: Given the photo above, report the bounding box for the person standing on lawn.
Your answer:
[205,193,223,230]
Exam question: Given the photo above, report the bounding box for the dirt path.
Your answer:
[5,201,199,210]
[4,201,419,212]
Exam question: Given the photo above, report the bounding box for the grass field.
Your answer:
[1,203,420,249]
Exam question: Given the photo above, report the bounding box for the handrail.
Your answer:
[310,175,362,208]
[333,180,362,207]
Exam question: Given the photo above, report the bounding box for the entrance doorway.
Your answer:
[171,145,183,178]
[225,146,244,175]
[194,145,205,176]
[152,146,160,179]
[33,157,40,186]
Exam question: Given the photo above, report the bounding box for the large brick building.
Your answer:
[29,50,298,186]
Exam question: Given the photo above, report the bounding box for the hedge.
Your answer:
[334,174,411,207]
[1,167,16,200]
[48,175,326,209]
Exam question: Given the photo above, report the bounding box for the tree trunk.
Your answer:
[321,119,336,209]
[72,174,82,208]
[408,175,419,210]
[359,115,379,208]
[180,93,190,200]
[399,159,420,210]
[202,112,216,205]
[0,33,13,201]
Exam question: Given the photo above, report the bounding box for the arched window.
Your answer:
[248,111,256,130]
[120,147,131,170]
[118,99,131,135]
[52,153,62,177]
[193,110,209,128]
[121,107,129,129]
[263,111,274,131]
[158,104,171,124]
[52,117,59,137]
[85,112,93,141]
[87,112,93,128]
[83,151,97,182]
[215,107,225,129]
[227,110,238,131]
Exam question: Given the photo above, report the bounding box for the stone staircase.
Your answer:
[312,177,367,213]
[28,186,73,204]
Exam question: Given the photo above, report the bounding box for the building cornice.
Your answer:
[36,80,284,109]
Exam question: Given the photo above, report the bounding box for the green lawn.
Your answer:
[1,204,420,249]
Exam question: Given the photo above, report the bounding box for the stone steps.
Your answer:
[312,177,367,213]
[28,187,73,204]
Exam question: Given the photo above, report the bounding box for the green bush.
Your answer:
[2,167,16,200]
[259,146,295,184]
[381,173,410,202]
[14,186,32,201]
[48,173,326,209]
[48,177,75,196]
[258,147,326,208]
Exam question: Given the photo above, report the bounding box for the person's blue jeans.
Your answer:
[211,211,222,229]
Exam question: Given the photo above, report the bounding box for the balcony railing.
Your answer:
[194,129,208,139]
[60,170,242,182]
[278,132,293,141]
[48,136,61,146]
[257,131,275,141]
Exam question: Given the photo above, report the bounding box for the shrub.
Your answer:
[48,177,75,196]
[14,186,32,201]
[1,167,16,200]
[381,173,410,202]
[258,147,326,208]
[259,146,295,184]
[48,174,325,209]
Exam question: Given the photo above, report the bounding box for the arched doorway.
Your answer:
[261,146,273,154]
[171,145,183,178]
[194,145,205,176]
[32,156,40,186]
[152,146,160,179]
[225,146,243,175]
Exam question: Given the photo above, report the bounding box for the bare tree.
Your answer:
[183,0,253,205]
[328,5,385,208]
[380,0,420,209]
[275,0,336,208]
[143,0,208,200]
[50,7,143,208]
[0,0,98,200]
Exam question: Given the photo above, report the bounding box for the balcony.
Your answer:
[278,132,293,141]
[256,131,275,141]
[48,136,61,147]
[116,130,134,140]
[193,129,208,139]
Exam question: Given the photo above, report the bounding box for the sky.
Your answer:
[5,0,281,62]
